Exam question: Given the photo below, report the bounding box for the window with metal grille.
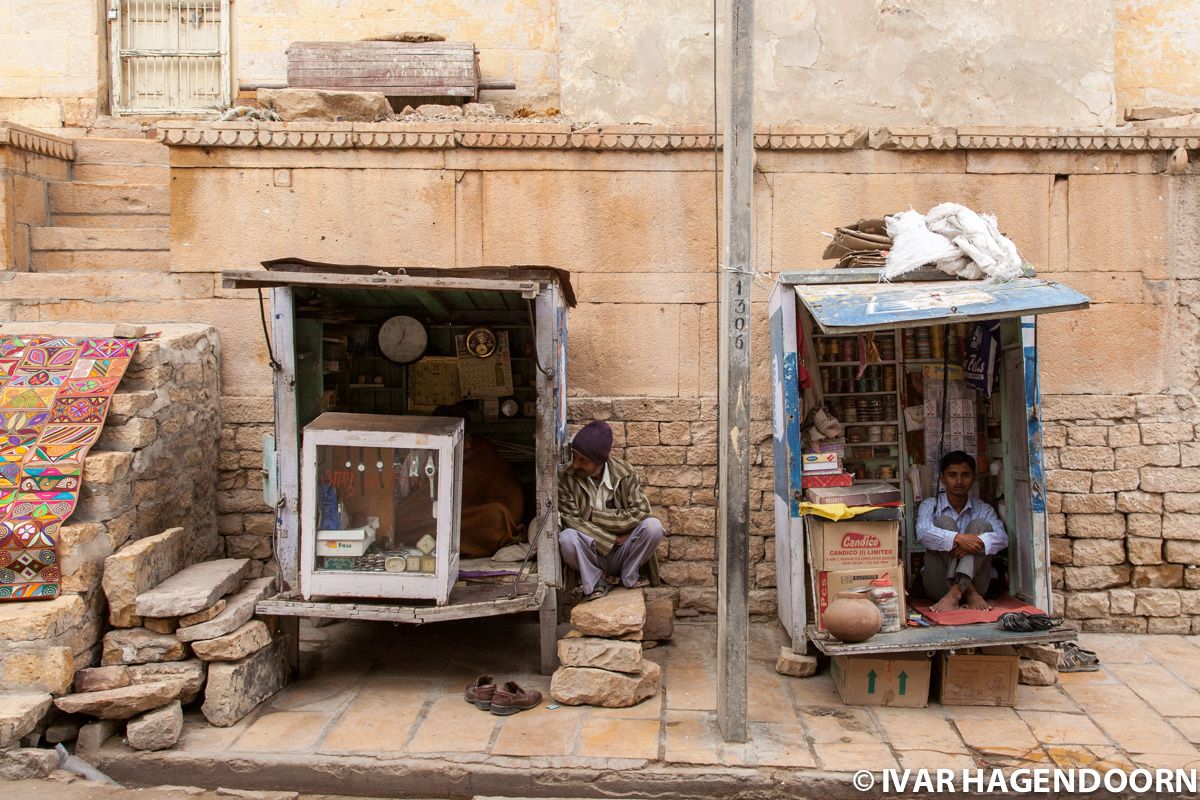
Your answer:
[108,0,231,114]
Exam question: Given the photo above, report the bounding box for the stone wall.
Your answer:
[0,323,221,695]
[567,397,778,617]
[2,1,1200,128]
[0,0,103,127]
[0,121,1178,626]
[0,125,73,272]
[1044,394,1200,634]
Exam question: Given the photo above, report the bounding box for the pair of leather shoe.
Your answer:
[464,675,543,715]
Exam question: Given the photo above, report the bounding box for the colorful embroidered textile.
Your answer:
[0,335,138,601]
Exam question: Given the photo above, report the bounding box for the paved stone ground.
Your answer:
[88,617,1200,797]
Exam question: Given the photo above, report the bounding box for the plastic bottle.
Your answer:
[869,577,902,633]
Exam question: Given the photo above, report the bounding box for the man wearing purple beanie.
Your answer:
[558,420,663,600]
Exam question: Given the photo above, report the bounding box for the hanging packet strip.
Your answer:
[964,321,1001,397]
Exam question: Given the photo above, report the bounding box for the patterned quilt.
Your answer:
[0,335,139,600]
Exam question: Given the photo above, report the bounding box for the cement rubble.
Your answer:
[135,559,249,618]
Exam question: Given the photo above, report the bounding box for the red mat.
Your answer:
[910,594,1045,626]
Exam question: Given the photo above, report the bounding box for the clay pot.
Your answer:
[823,591,882,643]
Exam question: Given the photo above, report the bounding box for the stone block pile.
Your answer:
[0,324,221,768]
[549,587,675,708]
[48,549,286,753]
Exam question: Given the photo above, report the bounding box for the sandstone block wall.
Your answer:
[1044,394,1200,634]
[8,120,1200,629]
[0,323,221,694]
[566,397,778,617]
[0,125,72,273]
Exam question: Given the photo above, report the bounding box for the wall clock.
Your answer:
[379,316,428,363]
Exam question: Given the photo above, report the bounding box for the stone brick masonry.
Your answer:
[568,397,779,618]
[1044,393,1200,634]
[0,323,221,696]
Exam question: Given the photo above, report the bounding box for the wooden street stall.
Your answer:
[223,260,574,674]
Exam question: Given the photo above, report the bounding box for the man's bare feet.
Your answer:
[930,583,964,612]
[963,583,991,611]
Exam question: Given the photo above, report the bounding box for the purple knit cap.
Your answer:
[571,420,613,463]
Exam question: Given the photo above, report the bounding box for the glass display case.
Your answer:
[299,412,464,604]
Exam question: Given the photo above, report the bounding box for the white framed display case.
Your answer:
[300,412,464,604]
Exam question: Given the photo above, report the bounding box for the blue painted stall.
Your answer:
[768,269,1089,656]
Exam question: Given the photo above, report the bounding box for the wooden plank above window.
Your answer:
[286,41,479,98]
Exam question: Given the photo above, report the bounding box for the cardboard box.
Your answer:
[938,646,1019,707]
[807,518,901,571]
[802,452,840,473]
[805,481,903,507]
[315,517,379,557]
[816,564,906,632]
[803,472,853,488]
[831,653,931,707]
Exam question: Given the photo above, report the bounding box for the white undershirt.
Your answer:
[586,464,614,512]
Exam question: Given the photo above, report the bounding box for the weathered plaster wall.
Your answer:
[7,121,1196,626]
[234,0,562,111]
[560,0,1119,126]
[1117,0,1200,114]
[1,1,1196,129]
[0,0,104,127]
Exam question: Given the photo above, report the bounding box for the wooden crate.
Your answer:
[286,41,478,98]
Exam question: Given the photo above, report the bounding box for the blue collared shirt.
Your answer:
[916,494,1008,555]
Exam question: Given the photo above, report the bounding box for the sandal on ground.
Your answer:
[1058,642,1101,673]
[626,578,650,589]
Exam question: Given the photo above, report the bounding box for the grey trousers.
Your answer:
[559,517,664,594]
[921,516,994,599]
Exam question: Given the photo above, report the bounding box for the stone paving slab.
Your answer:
[87,619,1200,798]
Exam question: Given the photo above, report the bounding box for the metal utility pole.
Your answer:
[717,0,754,743]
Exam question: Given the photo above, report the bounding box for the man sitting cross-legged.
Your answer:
[557,421,662,601]
[916,450,1008,612]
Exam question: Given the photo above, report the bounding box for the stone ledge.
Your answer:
[0,123,74,160]
[156,120,1200,153]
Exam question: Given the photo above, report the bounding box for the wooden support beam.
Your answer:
[717,0,754,744]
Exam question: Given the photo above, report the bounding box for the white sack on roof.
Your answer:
[882,203,1024,282]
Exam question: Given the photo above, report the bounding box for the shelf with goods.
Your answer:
[808,330,906,487]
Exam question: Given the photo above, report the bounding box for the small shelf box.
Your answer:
[300,412,464,604]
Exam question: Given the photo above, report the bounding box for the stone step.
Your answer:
[31,226,169,252]
[52,212,169,229]
[71,137,168,166]
[73,162,170,184]
[135,558,250,618]
[30,249,170,272]
[48,181,168,216]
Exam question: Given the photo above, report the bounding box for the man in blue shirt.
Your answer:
[916,451,1007,612]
